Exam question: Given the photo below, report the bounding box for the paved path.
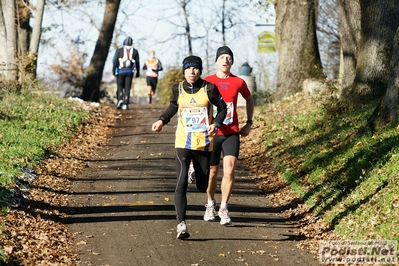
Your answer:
[65,105,319,266]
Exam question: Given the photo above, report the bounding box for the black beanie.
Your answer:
[123,37,133,46]
[215,46,234,62]
[182,55,203,74]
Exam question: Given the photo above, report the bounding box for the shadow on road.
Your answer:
[63,105,319,266]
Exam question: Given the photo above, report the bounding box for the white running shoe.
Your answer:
[176,221,190,239]
[116,100,123,109]
[203,204,216,221]
[188,163,196,184]
[218,208,232,225]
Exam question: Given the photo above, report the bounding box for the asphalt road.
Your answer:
[65,105,319,266]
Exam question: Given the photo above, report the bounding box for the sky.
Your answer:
[34,0,277,91]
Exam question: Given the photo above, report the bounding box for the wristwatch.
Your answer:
[246,120,253,125]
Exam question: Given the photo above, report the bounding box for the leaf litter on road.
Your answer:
[0,99,338,265]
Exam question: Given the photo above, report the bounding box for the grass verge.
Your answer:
[258,91,399,241]
[0,85,94,238]
[0,91,92,184]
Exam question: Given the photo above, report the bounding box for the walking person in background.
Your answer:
[112,37,140,110]
[143,49,163,105]
[203,46,254,225]
[151,55,227,239]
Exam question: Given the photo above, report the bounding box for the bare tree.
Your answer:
[110,1,144,52]
[29,0,45,77]
[0,0,46,81]
[186,0,259,72]
[347,0,399,104]
[216,0,227,46]
[17,0,31,57]
[338,0,360,95]
[194,11,216,74]
[80,0,120,102]
[275,0,324,100]
[167,0,253,57]
[375,28,399,127]
[333,0,399,128]
[212,0,250,46]
[178,1,191,55]
[180,0,193,55]
[0,0,18,80]
[317,0,340,79]
[50,42,87,91]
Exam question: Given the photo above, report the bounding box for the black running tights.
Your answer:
[174,148,211,223]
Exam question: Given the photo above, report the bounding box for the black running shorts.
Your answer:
[210,133,240,166]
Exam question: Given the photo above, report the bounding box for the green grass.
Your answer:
[1,77,398,255]
[260,92,399,241]
[0,86,91,191]
[0,81,94,264]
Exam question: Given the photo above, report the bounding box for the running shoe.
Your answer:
[203,204,216,221]
[188,164,196,184]
[218,208,232,225]
[122,104,129,110]
[176,221,190,239]
[116,100,123,109]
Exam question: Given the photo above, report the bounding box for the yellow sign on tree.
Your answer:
[257,31,276,53]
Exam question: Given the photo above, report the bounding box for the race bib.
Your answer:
[184,107,209,132]
[213,102,234,125]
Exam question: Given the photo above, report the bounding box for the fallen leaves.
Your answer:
[76,240,87,246]
[0,95,339,265]
[238,96,338,257]
[0,104,116,265]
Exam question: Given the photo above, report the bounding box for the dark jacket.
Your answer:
[158,78,227,127]
[112,47,140,77]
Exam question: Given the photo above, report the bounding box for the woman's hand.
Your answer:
[207,124,218,136]
[152,120,164,132]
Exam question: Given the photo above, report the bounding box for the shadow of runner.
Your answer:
[65,105,319,266]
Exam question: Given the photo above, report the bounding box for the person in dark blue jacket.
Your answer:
[112,37,140,110]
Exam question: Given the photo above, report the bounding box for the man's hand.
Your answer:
[239,123,251,136]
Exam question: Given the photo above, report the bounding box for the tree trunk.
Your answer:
[375,28,399,128]
[221,0,226,46]
[275,0,324,100]
[80,0,120,102]
[348,0,399,103]
[180,0,193,55]
[338,0,360,96]
[0,0,18,80]
[29,0,45,78]
[17,0,32,57]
